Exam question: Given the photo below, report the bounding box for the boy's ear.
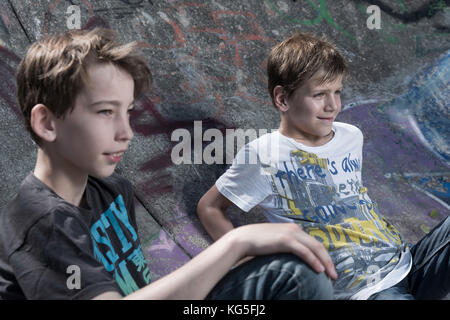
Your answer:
[30,104,57,142]
[273,86,289,112]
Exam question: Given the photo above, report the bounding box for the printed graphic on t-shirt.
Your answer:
[262,149,404,296]
[90,194,151,295]
[216,125,411,299]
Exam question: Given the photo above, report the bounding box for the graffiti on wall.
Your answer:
[1,0,449,272]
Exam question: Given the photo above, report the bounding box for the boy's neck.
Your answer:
[33,148,88,208]
[278,119,335,147]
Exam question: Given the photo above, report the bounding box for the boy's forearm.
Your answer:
[198,206,234,241]
[100,222,338,300]
[94,211,243,300]
[124,229,245,300]
[197,185,234,241]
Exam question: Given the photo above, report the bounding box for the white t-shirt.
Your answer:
[216,122,412,299]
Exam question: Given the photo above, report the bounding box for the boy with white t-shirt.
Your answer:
[197,33,449,300]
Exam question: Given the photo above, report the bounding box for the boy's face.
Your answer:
[282,70,343,146]
[51,62,135,179]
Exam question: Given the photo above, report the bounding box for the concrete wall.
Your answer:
[0,0,449,282]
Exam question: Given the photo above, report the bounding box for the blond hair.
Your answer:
[16,28,152,145]
[267,32,347,107]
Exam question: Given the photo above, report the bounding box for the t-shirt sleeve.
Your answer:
[9,210,121,300]
[355,126,364,183]
[215,144,271,212]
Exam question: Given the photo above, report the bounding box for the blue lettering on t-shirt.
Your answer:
[284,161,300,185]
[315,206,330,223]
[114,260,139,295]
[91,220,119,272]
[297,167,307,180]
[305,165,315,179]
[275,170,287,188]
[328,159,338,175]
[103,195,137,253]
[110,195,138,242]
[277,162,328,188]
[314,165,326,178]
[341,153,361,173]
[90,194,149,295]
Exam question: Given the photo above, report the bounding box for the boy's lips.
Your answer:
[317,116,334,122]
[103,150,126,163]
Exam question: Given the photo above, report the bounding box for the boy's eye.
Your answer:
[335,90,342,95]
[314,92,324,97]
[98,109,113,116]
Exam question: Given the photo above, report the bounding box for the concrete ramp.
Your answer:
[0,0,448,282]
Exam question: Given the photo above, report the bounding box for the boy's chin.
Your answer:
[89,167,117,179]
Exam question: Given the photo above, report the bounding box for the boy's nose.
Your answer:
[116,115,134,142]
[325,94,340,112]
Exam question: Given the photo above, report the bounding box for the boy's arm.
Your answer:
[197,185,234,241]
[94,223,337,300]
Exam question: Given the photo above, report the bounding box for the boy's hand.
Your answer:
[233,223,338,280]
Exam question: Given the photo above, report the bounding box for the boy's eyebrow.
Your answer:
[312,87,343,92]
[88,99,135,108]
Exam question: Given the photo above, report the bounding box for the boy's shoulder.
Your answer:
[334,121,362,134]
[1,172,132,217]
[334,122,364,148]
[0,173,134,255]
[1,173,66,218]
[333,121,364,142]
[0,173,72,256]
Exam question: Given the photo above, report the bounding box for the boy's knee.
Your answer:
[442,216,450,230]
[267,253,334,300]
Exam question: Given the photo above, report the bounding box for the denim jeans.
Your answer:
[206,253,334,300]
[369,216,449,300]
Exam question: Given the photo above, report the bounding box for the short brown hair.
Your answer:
[16,28,152,145]
[267,32,347,107]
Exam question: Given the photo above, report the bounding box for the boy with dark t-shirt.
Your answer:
[0,28,336,300]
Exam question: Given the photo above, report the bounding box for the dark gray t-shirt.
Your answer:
[0,173,151,299]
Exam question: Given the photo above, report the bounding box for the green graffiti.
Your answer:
[429,209,438,219]
[264,0,355,40]
[427,0,448,17]
[395,0,407,14]
[420,224,431,234]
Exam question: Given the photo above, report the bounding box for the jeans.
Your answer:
[369,216,449,300]
[206,253,334,300]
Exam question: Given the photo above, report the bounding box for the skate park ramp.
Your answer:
[0,0,448,286]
